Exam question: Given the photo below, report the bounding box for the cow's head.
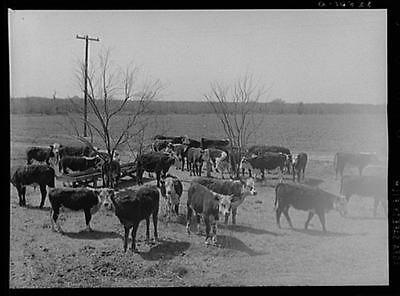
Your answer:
[92,188,115,213]
[241,177,257,196]
[333,196,348,216]
[161,176,180,206]
[213,193,233,217]
[239,156,251,171]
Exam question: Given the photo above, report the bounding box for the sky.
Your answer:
[8,9,386,104]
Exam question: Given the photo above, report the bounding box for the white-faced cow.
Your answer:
[160,175,183,219]
[334,152,379,179]
[58,156,102,174]
[186,182,233,245]
[136,152,176,187]
[26,145,58,165]
[192,177,257,225]
[292,152,308,182]
[274,183,346,232]
[11,164,55,208]
[340,175,387,217]
[48,187,114,234]
[240,152,286,182]
[107,186,159,252]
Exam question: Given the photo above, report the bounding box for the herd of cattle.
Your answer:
[10,134,387,251]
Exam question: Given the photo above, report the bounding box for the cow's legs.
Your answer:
[224,212,230,225]
[276,207,282,228]
[39,185,47,208]
[211,220,218,245]
[317,212,327,232]
[131,223,139,252]
[186,206,192,235]
[196,214,201,234]
[156,172,161,188]
[145,217,150,242]
[174,204,179,216]
[204,216,211,244]
[51,207,63,233]
[21,186,26,206]
[152,211,159,241]
[282,207,293,228]
[231,208,237,225]
[304,211,314,229]
[123,226,130,252]
[83,209,93,232]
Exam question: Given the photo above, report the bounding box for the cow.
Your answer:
[48,187,114,234]
[101,160,121,189]
[292,153,308,182]
[201,137,230,150]
[247,145,292,174]
[160,175,183,218]
[274,183,346,232]
[26,145,57,165]
[187,147,206,176]
[153,135,186,144]
[340,175,387,217]
[58,156,102,174]
[11,164,55,208]
[192,177,257,225]
[182,136,201,149]
[152,139,173,152]
[107,186,159,252]
[240,152,286,182]
[186,182,233,245]
[171,144,189,171]
[136,152,176,187]
[57,145,92,163]
[334,152,379,179]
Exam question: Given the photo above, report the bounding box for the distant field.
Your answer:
[11,113,387,165]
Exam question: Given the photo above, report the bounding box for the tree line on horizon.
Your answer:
[10,96,385,115]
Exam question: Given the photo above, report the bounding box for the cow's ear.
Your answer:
[213,193,220,201]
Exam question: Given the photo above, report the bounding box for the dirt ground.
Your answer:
[9,156,388,287]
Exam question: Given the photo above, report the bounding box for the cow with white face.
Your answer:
[160,175,183,219]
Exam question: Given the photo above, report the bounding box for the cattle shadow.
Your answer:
[139,239,190,261]
[291,228,353,237]
[218,224,280,236]
[63,230,123,240]
[216,234,267,256]
[24,204,51,211]
[303,177,325,187]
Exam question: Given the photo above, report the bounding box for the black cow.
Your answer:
[201,137,230,149]
[172,144,189,171]
[153,135,186,144]
[340,175,387,217]
[57,145,92,163]
[193,177,257,225]
[152,139,173,152]
[26,146,56,165]
[186,182,233,245]
[160,175,183,217]
[240,152,286,181]
[136,152,176,187]
[59,156,102,174]
[48,188,114,234]
[248,145,292,173]
[108,186,159,252]
[11,164,55,208]
[292,153,308,182]
[334,152,379,179]
[101,160,121,189]
[274,183,345,232]
[187,147,206,176]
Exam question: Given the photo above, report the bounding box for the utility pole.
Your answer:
[76,34,100,137]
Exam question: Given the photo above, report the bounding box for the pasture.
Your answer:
[10,113,388,287]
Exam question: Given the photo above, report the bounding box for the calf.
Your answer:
[274,183,345,232]
[187,147,206,176]
[160,175,183,218]
[334,152,379,179]
[292,152,308,182]
[172,144,188,171]
[340,175,387,217]
[193,177,257,225]
[101,160,121,189]
[59,156,102,174]
[136,152,176,187]
[186,182,233,245]
[240,152,286,182]
[48,187,114,233]
[108,186,159,252]
[26,145,56,165]
[11,164,55,208]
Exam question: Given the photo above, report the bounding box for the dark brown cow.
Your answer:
[292,153,308,182]
[136,152,176,187]
[274,183,345,232]
[11,164,55,208]
[101,160,121,189]
[334,152,379,179]
[26,146,56,165]
[59,156,102,174]
[240,152,286,182]
[186,182,233,245]
[340,175,387,217]
[201,137,230,149]
[108,186,159,252]
[58,145,92,162]
[187,147,206,176]
[193,177,257,225]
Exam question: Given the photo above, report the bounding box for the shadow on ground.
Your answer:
[291,228,354,237]
[139,239,190,261]
[303,177,325,187]
[24,204,51,211]
[218,224,280,236]
[63,230,122,240]
[216,234,267,256]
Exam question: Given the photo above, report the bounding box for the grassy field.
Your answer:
[9,113,388,287]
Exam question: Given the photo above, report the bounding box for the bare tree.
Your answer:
[204,75,268,176]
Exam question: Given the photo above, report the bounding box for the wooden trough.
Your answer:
[56,162,137,188]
